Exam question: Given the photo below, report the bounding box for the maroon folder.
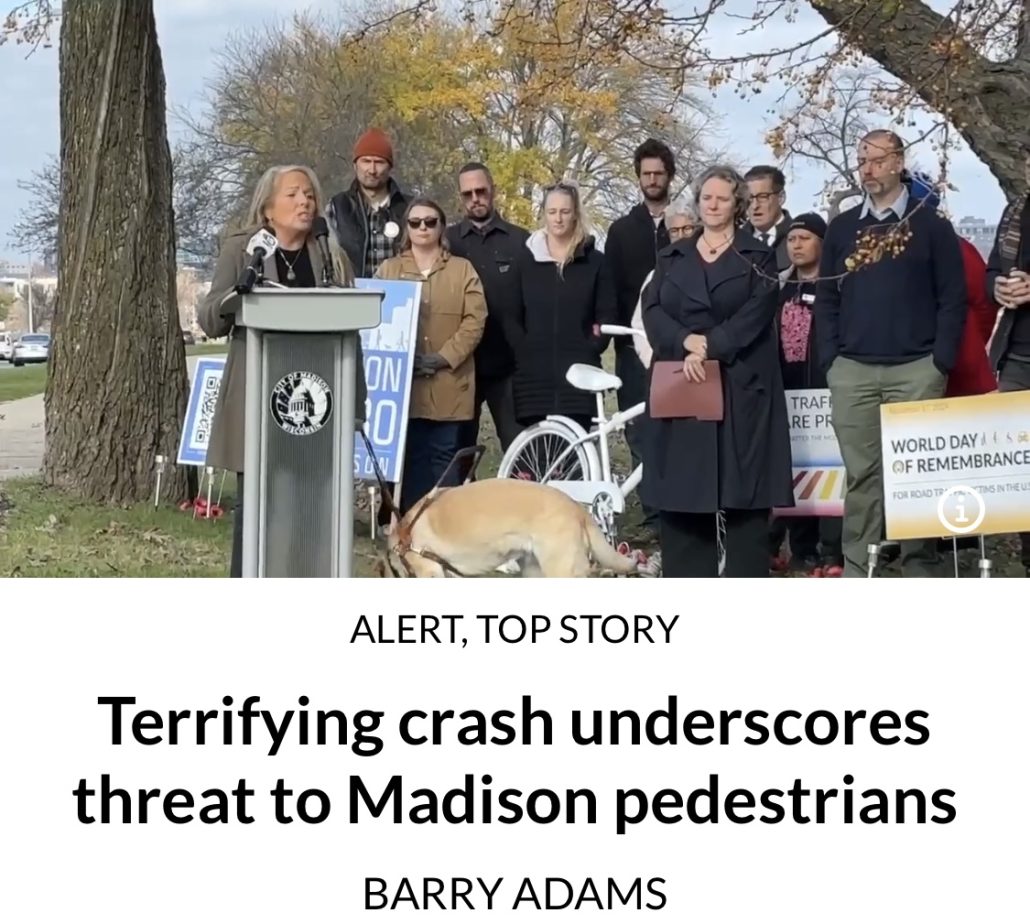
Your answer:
[649,360,724,420]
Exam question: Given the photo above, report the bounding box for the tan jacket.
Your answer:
[375,250,486,421]
[197,226,367,473]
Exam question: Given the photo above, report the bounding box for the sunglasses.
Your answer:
[407,216,440,229]
[460,187,490,199]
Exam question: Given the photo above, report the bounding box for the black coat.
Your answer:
[507,233,618,421]
[639,230,794,513]
[605,203,670,346]
[744,211,792,273]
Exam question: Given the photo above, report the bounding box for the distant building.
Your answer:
[955,216,997,261]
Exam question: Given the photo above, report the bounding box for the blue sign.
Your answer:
[177,356,227,466]
[353,277,421,484]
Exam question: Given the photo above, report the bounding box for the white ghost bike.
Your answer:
[496,324,727,575]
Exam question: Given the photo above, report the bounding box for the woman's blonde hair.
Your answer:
[540,180,589,275]
[245,163,355,285]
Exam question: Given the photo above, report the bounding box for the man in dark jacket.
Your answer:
[604,138,675,536]
[984,160,1030,577]
[814,129,967,577]
[744,165,792,273]
[445,161,529,473]
[769,213,844,575]
[326,128,409,278]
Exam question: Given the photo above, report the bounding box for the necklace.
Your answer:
[280,247,303,282]
[701,233,731,255]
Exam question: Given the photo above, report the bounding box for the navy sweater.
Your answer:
[814,199,967,374]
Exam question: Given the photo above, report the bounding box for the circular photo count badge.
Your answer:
[270,371,333,436]
[936,485,986,535]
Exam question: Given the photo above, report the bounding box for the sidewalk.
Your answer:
[0,393,44,481]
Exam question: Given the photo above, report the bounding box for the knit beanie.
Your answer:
[353,128,394,165]
[787,212,828,240]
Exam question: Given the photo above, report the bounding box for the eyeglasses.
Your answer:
[748,192,781,204]
[407,216,440,229]
[460,187,490,199]
[668,225,693,237]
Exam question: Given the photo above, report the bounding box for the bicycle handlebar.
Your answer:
[599,324,646,338]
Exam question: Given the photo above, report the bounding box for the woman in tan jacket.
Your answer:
[376,197,486,513]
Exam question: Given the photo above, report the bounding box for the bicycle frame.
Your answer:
[539,393,644,488]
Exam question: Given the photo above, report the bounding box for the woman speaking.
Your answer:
[198,164,367,577]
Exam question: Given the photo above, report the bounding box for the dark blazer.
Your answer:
[507,233,618,422]
[639,229,794,513]
[745,211,792,273]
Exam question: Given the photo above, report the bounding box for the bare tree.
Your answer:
[8,155,59,263]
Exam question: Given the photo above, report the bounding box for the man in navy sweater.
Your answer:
[814,130,967,577]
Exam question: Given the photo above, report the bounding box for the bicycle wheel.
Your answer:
[497,421,598,482]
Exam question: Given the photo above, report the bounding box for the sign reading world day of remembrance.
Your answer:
[881,390,1030,541]
[774,388,846,518]
[177,278,421,482]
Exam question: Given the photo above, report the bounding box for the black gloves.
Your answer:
[414,352,448,376]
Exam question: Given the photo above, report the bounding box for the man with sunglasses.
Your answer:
[445,161,529,473]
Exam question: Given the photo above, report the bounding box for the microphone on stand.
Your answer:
[234,228,279,295]
[312,216,336,286]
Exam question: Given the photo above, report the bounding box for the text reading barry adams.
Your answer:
[349,613,680,647]
[364,876,668,912]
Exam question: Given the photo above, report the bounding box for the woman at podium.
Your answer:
[199,164,368,577]
[375,198,486,514]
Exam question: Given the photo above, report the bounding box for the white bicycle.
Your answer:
[496,323,727,574]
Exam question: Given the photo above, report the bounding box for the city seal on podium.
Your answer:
[270,371,334,436]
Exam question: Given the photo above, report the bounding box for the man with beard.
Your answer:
[327,128,409,278]
[604,138,676,538]
[814,129,966,577]
[445,162,529,477]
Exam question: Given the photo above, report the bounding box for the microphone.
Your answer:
[312,215,335,286]
[234,228,278,294]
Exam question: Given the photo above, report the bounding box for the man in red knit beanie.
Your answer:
[326,127,409,278]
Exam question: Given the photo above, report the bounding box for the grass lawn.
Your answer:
[0,345,226,407]
[0,364,48,403]
[0,344,658,578]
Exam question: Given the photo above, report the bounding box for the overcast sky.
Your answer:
[0,0,1007,263]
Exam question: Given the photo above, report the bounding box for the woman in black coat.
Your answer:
[640,164,794,577]
[507,182,617,430]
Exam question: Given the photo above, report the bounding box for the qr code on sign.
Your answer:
[194,375,221,446]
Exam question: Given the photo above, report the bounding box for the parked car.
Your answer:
[0,332,13,362]
[12,333,50,367]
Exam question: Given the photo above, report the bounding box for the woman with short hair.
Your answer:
[640,164,793,577]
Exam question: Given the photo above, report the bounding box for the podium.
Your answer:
[238,287,383,577]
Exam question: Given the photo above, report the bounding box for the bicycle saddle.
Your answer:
[566,363,622,393]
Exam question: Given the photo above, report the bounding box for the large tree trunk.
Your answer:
[44,0,189,504]
[810,0,1030,200]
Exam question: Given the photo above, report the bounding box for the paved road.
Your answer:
[0,354,221,481]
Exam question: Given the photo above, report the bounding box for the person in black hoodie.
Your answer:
[604,139,675,535]
[768,213,844,576]
[506,181,617,430]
